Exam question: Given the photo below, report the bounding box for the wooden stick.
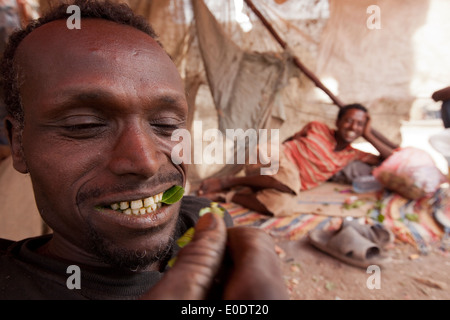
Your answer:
[244,0,344,108]
[244,0,399,148]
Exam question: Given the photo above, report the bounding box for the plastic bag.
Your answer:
[373,147,448,200]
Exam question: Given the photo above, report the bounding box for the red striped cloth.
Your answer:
[283,121,377,191]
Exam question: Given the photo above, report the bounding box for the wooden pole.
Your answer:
[244,0,344,108]
[244,0,399,148]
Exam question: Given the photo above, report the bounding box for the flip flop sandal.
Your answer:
[308,225,385,269]
[342,220,394,247]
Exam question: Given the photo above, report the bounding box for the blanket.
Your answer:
[221,182,448,253]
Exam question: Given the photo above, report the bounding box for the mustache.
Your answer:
[76,172,183,205]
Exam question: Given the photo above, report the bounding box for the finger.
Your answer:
[222,227,289,300]
[140,212,227,300]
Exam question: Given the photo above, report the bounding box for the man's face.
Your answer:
[9,19,188,271]
[335,108,368,145]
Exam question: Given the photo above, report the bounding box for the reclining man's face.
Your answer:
[8,19,188,271]
[335,109,368,145]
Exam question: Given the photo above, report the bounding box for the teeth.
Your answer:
[109,192,164,215]
[143,197,154,207]
[120,202,129,210]
[131,200,143,210]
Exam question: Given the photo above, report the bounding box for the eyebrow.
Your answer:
[51,89,118,108]
[49,88,186,114]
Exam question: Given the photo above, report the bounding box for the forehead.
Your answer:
[14,19,184,101]
[17,18,164,57]
[341,108,367,120]
[17,18,163,64]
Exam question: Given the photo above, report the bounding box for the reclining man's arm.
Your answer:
[363,116,396,161]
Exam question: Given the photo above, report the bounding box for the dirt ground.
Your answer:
[275,235,450,300]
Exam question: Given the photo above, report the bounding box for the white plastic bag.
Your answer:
[373,147,448,200]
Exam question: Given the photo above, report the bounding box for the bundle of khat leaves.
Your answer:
[168,202,225,267]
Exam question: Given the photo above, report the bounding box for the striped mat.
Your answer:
[221,202,333,241]
[220,186,449,252]
[368,189,447,253]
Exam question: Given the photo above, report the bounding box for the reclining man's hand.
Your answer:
[140,212,289,300]
[363,114,372,139]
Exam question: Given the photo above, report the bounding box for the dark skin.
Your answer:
[432,86,450,101]
[6,19,288,299]
[198,108,395,214]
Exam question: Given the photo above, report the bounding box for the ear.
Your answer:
[4,116,28,174]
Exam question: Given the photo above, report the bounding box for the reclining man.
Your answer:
[198,104,396,216]
[0,0,288,300]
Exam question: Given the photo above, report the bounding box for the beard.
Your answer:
[86,225,177,272]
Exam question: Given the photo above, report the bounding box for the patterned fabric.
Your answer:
[283,121,377,191]
[221,185,447,252]
[220,202,330,241]
[368,190,446,254]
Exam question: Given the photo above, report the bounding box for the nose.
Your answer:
[349,121,359,131]
[108,123,162,178]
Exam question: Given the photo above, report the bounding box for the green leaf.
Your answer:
[325,281,336,291]
[210,205,225,218]
[405,213,419,222]
[176,227,195,248]
[199,207,212,216]
[343,199,365,210]
[199,202,225,218]
[167,202,226,268]
[167,257,177,268]
[161,185,185,204]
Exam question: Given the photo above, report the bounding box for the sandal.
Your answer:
[308,223,387,269]
[342,220,394,247]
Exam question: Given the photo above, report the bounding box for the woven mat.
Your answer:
[221,182,448,252]
[368,189,446,253]
[287,182,379,217]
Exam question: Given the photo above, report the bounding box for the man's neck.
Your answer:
[334,132,349,151]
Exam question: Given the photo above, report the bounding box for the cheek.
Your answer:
[339,124,350,132]
[158,137,186,164]
[162,139,188,184]
[354,123,365,133]
[25,137,82,175]
[22,135,96,203]
[26,148,77,203]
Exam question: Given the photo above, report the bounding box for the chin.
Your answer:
[86,224,177,272]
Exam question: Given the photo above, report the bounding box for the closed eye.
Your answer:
[150,118,185,136]
[63,123,105,131]
[58,116,108,138]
